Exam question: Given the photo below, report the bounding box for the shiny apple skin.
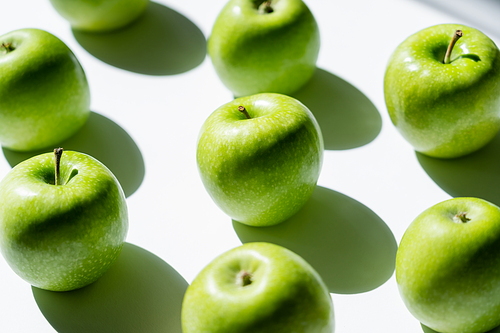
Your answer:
[397,197,500,333]
[197,93,323,227]
[182,242,335,333]
[0,151,128,291]
[385,24,500,158]
[208,0,320,97]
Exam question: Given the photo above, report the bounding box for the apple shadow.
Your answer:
[2,111,145,198]
[421,323,500,333]
[416,130,500,207]
[291,68,382,150]
[32,243,188,333]
[72,1,206,75]
[233,186,397,294]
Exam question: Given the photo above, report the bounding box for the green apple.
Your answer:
[0,28,90,152]
[0,149,128,291]
[196,93,323,227]
[49,0,149,32]
[208,0,320,97]
[396,197,500,333]
[384,24,500,158]
[182,242,334,333]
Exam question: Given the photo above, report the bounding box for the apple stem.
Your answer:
[444,30,463,64]
[454,212,471,223]
[1,42,14,53]
[238,106,251,119]
[236,270,253,287]
[258,0,274,14]
[54,148,63,186]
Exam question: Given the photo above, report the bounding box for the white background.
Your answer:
[1,0,500,332]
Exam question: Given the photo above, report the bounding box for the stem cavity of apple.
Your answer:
[236,270,253,287]
[258,0,274,14]
[238,106,252,119]
[444,30,463,64]
[54,148,63,186]
[453,212,471,223]
[1,42,14,53]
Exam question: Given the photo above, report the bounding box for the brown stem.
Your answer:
[258,0,274,14]
[444,30,463,64]
[236,270,253,287]
[54,148,63,186]
[238,106,251,119]
[1,42,14,53]
[454,212,471,223]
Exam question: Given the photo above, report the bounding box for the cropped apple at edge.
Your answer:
[49,0,149,32]
[0,150,128,292]
[397,197,500,333]
[196,93,323,227]
[0,28,90,152]
[208,0,320,97]
[384,24,500,158]
[181,242,335,333]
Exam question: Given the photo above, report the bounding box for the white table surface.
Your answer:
[1,0,499,332]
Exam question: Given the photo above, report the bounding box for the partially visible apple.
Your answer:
[0,149,128,291]
[396,197,500,333]
[384,24,500,158]
[182,242,335,333]
[0,28,90,152]
[49,0,149,32]
[196,93,323,227]
[208,0,320,97]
